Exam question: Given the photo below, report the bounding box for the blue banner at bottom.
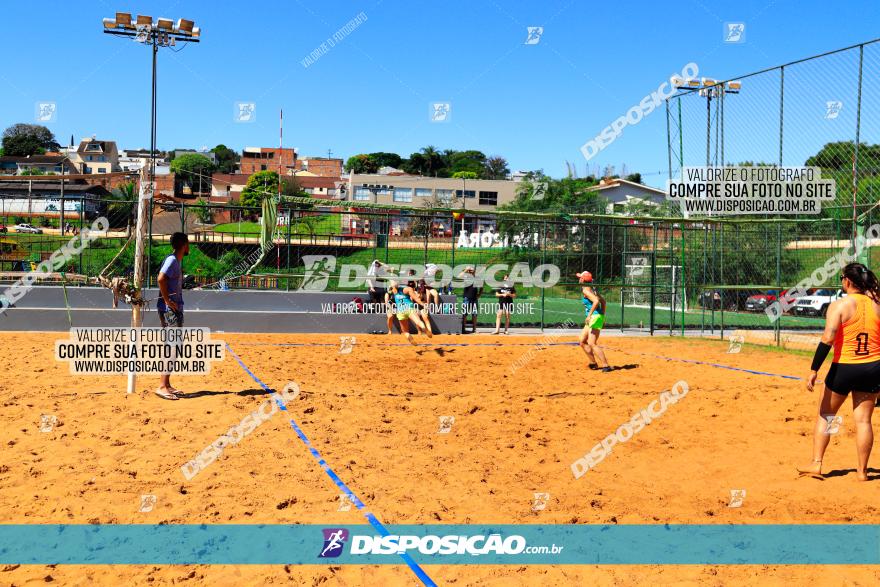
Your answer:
[0,524,878,565]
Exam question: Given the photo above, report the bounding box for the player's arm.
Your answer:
[157,270,177,312]
[807,299,844,391]
[406,287,424,306]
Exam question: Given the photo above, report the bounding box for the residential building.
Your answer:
[346,173,518,211]
[238,146,297,175]
[584,178,667,214]
[119,149,168,172]
[69,137,121,174]
[293,156,343,177]
[0,155,79,176]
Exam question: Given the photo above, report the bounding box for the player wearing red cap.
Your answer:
[576,271,611,372]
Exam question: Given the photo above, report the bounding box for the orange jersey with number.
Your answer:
[833,293,880,364]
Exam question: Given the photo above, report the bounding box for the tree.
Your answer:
[448,150,486,177]
[107,182,138,230]
[211,144,238,174]
[624,172,642,184]
[192,197,214,224]
[344,154,379,174]
[169,153,216,195]
[20,167,47,176]
[420,145,444,176]
[1,124,60,156]
[483,155,510,180]
[367,152,403,169]
[451,171,478,180]
[239,170,279,209]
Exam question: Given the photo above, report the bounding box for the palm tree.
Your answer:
[107,181,138,234]
[421,145,441,176]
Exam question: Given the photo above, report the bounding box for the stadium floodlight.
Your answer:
[176,19,194,34]
[726,80,742,93]
[102,11,200,394]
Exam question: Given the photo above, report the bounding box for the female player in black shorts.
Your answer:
[798,263,880,481]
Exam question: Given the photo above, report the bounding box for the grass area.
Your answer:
[469,294,826,328]
[214,215,341,235]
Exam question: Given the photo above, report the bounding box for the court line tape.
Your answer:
[224,343,437,587]
[237,341,804,380]
[601,345,803,381]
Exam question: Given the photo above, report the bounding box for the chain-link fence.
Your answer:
[2,194,873,340]
[667,38,880,228]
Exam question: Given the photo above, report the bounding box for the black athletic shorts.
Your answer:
[825,360,880,395]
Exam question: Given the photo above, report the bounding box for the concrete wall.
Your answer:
[0,287,462,334]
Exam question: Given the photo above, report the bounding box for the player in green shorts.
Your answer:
[388,280,432,345]
[576,271,611,372]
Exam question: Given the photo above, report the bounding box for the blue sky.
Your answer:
[1,0,878,186]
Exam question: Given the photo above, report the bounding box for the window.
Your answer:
[435,189,454,204]
[354,187,371,201]
[478,191,498,206]
[415,188,433,198]
[455,189,476,199]
[393,188,413,203]
[98,168,106,173]
[260,164,267,171]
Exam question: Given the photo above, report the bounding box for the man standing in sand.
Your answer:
[155,232,189,400]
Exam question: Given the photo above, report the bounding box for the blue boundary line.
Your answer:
[238,341,803,381]
[224,343,437,587]
[601,345,803,381]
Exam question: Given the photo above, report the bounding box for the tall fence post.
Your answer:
[853,43,864,243]
[620,225,627,332]
[650,222,657,335]
[778,65,785,166]
[540,220,546,331]
[775,223,782,347]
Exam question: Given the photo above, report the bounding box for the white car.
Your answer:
[793,288,846,317]
[13,223,42,234]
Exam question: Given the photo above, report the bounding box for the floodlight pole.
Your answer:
[126,38,157,394]
[103,14,199,394]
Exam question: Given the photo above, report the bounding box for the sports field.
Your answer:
[2,331,878,585]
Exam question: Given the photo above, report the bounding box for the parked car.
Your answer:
[0,225,6,233]
[744,290,780,312]
[13,223,42,234]
[792,288,846,317]
[699,289,761,312]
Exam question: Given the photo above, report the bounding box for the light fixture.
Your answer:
[157,18,173,31]
[115,12,132,27]
[176,19,194,34]
[136,15,153,26]
[102,18,116,29]
[726,80,742,92]
[191,27,201,39]
[702,78,717,87]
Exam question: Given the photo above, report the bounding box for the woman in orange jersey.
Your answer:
[798,263,880,481]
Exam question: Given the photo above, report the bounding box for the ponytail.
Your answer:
[842,263,880,302]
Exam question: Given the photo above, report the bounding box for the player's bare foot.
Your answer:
[856,470,869,481]
[405,332,417,346]
[796,460,823,478]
